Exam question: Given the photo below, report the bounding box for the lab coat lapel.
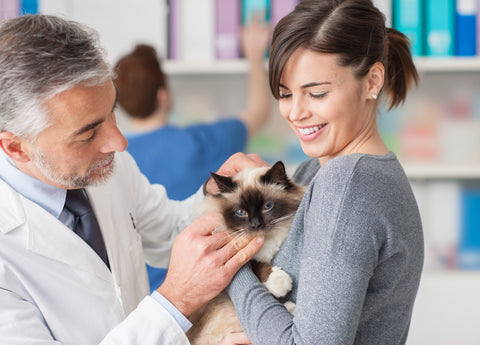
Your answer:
[0,180,112,282]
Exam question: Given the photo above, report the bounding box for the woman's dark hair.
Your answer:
[113,44,167,119]
[269,0,418,110]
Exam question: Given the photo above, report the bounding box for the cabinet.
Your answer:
[164,57,480,345]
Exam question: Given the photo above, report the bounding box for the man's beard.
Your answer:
[31,149,115,189]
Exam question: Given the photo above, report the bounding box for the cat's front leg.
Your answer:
[251,261,293,298]
[264,266,293,298]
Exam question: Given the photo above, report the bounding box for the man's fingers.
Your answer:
[188,213,222,237]
[224,236,264,271]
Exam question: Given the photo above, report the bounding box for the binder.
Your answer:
[180,0,215,61]
[242,0,270,25]
[425,0,455,56]
[373,0,392,27]
[393,0,425,56]
[21,0,38,14]
[270,0,297,30]
[455,0,477,56]
[458,188,480,269]
[168,0,180,59]
[0,0,20,19]
[215,0,241,59]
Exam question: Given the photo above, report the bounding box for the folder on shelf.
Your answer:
[0,0,19,19]
[170,0,215,61]
[242,0,270,25]
[270,0,297,30]
[168,0,180,59]
[455,0,477,56]
[393,0,425,56]
[215,0,241,59]
[459,187,480,269]
[21,0,37,14]
[425,0,455,56]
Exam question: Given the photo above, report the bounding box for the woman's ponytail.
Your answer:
[383,28,419,110]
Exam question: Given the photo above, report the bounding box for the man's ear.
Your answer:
[366,61,385,100]
[0,132,32,163]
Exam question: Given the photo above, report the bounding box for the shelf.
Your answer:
[163,57,480,75]
[164,59,249,75]
[414,57,480,72]
[403,162,480,179]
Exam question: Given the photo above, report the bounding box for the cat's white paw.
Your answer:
[284,301,296,314]
[263,266,292,298]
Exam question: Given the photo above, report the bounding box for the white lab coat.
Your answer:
[0,151,202,344]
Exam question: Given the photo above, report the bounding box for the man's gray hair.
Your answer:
[0,14,113,141]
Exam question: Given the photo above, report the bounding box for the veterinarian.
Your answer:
[0,14,265,345]
[227,1,424,344]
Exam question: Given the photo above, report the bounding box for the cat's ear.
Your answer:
[261,161,292,188]
[210,172,237,194]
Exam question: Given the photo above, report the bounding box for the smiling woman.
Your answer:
[227,1,424,345]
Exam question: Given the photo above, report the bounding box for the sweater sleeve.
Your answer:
[228,155,384,345]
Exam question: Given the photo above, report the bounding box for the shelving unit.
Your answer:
[164,56,480,75]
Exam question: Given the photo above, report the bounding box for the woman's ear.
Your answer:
[366,62,385,100]
[0,132,32,163]
[156,87,171,114]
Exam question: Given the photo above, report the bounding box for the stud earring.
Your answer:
[372,94,378,100]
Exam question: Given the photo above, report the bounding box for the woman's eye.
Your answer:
[263,201,274,211]
[234,209,247,217]
[311,91,328,99]
[279,90,291,99]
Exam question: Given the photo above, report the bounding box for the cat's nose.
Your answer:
[250,218,264,231]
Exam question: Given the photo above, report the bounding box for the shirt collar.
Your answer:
[0,149,66,218]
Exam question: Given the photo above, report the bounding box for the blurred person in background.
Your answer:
[114,21,271,291]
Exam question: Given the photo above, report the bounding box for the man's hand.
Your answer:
[157,213,264,317]
[205,152,268,194]
[217,332,251,345]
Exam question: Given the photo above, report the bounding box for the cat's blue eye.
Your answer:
[235,209,247,217]
[263,201,274,211]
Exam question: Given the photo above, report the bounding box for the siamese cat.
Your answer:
[187,161,306,345]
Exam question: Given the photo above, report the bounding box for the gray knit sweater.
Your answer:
[228,152,424,345]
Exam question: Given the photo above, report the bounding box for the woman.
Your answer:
[227,1,424,344]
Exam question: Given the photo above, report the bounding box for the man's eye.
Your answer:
[81,130,98,143]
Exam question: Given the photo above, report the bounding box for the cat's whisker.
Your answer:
[270,212,296,225]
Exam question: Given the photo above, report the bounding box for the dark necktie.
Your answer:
[64,189,110,269]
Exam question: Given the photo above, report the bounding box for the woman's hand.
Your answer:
[205,152,268,194]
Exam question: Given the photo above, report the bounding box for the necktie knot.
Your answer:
[64,189,92,217]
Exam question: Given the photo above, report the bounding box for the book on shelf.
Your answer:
[425,0,455,56]
[215,0,241,59]
[393,0,425,56]
[455,0,477,56]
[0,0,19,19]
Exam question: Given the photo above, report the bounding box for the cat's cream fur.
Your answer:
[187,162,305,345]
